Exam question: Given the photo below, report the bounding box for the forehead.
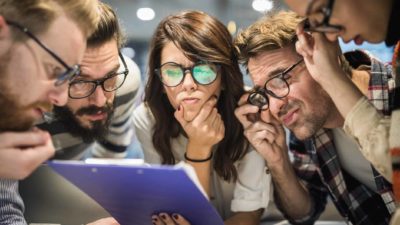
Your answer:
[248,47,299,86]
[39,15,86,66]
[79,40,119,80]
[161,42,193,66]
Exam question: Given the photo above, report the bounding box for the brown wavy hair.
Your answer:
[145,10,249,181]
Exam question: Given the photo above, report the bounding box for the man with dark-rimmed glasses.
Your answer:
[1,2,141,225]
[0,0,98,180]
[234,11,395,225]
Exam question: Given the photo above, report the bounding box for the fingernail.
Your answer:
[151,215,158,221]
[172,214,179,220]
[160,214,167,220]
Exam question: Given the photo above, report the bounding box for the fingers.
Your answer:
[295,28,313,57]
[0,130,50,148]
[234,101,260,129]
[174,105,187,128]
[152,213,191,225]
[192,96,218,124]
[172,214,191,225]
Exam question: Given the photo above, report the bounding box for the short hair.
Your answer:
[87,1,126,49]
[234,10,352,75]
[0,0,99,40]
[235,11,302,68]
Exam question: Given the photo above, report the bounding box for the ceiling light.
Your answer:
[136,7,155,21]
[252,0,274,12]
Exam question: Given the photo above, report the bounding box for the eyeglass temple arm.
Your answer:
[5,20,70,69]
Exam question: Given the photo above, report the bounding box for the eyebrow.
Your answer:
[266,68,286,79]
[77,64,120,80]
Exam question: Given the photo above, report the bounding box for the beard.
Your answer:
[279,92,334,141]
[0,51,53,132]
[53,102,114,143]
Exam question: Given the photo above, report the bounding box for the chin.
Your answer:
[183,111,198,122]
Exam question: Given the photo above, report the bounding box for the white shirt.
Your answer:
[132,103,272,219]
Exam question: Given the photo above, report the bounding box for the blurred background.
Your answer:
[104,0,394,86]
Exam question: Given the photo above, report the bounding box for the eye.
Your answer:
[45,63,63,80]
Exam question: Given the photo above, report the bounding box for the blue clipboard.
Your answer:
[48,160,224,225]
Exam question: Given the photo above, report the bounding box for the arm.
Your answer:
[224,209,264,225]
[295,27,364,119]
[174,97,224,197]
[234,95,318,222]
[296,29,393,181]
[227,149,271,225]
[0,179,27,225]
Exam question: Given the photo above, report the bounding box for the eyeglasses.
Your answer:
[303,0,343,33]
[155,62,220,87]
[5,20,80,86]
[68,52,129,99]
[247,59,303,110]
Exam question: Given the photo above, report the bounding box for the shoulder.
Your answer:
[115,54,142,97]
[132,103,155,130]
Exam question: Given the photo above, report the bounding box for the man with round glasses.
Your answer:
[234,11,395,224]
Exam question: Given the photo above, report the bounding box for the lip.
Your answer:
[85,111,107,121]
[181,97,200,105]
[281,108,299,127]
[32,108,44,119]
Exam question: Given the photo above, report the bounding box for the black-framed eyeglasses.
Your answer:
[303,0,343,33]
[155,61,220,87]
[247,59,303,111]
[5,20,80,86]
[68,52,129,99]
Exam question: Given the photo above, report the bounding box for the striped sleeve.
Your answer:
[0,179,27,225]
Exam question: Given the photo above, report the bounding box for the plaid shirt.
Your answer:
[288,52,397,225]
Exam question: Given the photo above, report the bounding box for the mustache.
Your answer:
[75,104,113,116]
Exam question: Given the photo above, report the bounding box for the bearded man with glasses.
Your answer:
[0,2,141,225]
[234,11,395,225]
[0,0,99,179]
[39,2,141,160]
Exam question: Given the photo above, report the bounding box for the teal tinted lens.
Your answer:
[161,65,184,86]
[193,64,217,85]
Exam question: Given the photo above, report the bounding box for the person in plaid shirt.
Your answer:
[234,11,396,225]
[283,0,400,224]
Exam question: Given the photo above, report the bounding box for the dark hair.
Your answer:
[86,1,125,49]
[145,10,248,181]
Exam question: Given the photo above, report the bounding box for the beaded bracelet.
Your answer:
[184,151,213,163]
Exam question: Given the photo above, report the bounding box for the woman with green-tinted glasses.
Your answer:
[133,10,271,225]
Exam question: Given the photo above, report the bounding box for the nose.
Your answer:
[88,85,107,107]
[268,96,288,118]
[48,83,68,106]
[181,71,197,91]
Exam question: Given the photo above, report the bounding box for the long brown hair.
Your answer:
[145,10,248,181]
